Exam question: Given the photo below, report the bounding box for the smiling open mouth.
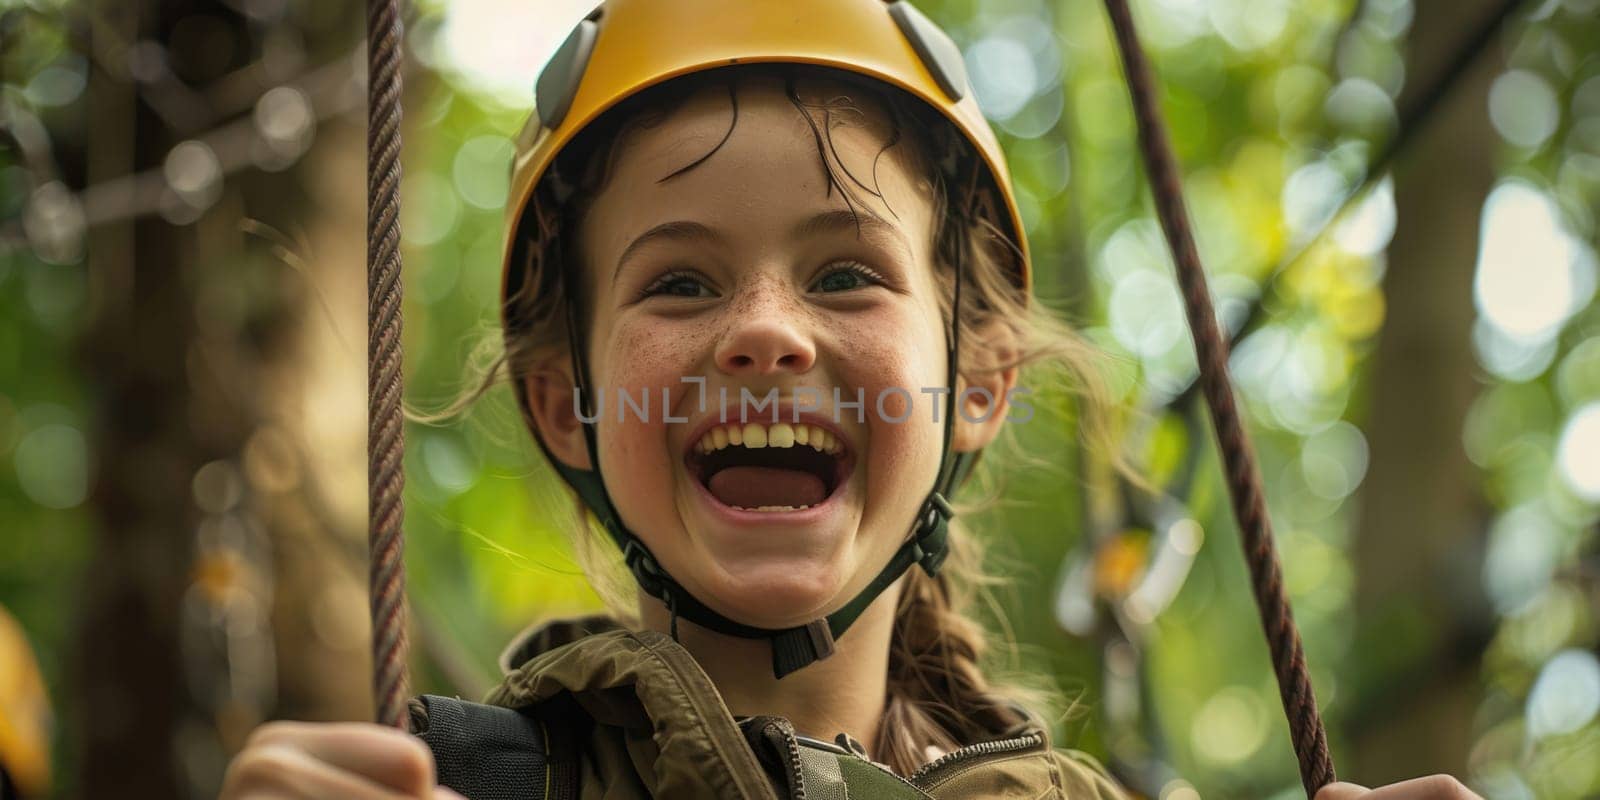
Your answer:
[686,422,849,512]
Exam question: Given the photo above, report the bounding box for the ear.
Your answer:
[522,354,594,471]
[951,318,1021,454]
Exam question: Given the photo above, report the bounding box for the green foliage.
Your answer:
[0,5,92,786]
[2,0,1597,795]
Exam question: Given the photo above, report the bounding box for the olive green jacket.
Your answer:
[481,617,1127,799]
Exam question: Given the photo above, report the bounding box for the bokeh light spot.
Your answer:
[1556,403,1600,502]
[1474,182,1590,340]
[1191,687,1269,765]
[1526,649,1600,740]
[452,135,514,211]
[1489,70,1560,150]
[14,422,89,510]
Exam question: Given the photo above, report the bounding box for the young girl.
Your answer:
[221,1,1476,797]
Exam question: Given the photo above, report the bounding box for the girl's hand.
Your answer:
[220,721,465,799]
[1315,776,1482,799]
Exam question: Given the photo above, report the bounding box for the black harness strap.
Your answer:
[411,695,577,800]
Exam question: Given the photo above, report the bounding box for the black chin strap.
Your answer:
[544,223,972,679]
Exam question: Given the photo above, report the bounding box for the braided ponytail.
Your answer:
[875,520,1036,775]
[868,192,1124,776]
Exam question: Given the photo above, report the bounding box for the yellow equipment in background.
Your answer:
[0,606,51,798]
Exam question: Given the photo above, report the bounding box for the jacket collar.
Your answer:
[489,617,779,800]
[489,616,1068,798]
[497,614,624,674]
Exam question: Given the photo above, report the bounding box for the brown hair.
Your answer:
[469,66,1127,776]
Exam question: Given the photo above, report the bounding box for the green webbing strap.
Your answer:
[795,745,850,800]
[791,738,933,799]
[837,755,934,799]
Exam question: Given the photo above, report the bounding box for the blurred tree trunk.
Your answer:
[70,1,364,797]
[73,4,199,797]
[1348,0,1501,783]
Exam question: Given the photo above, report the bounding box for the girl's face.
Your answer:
[529,78,1009,628]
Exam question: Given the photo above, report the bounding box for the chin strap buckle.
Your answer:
[622,539,666,597]
[771,619,836,679]
[912,493,955,577]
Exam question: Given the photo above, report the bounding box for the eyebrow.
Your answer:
[612,210,913,282]
[793,209,912,256]
[613,220,719,281]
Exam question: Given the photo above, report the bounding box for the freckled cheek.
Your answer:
[604,321,708,388]
[593,319,713,470]
[831,311,948,466]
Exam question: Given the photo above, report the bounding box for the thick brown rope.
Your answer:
[366,0,410,730]
[1101,0,1336,794]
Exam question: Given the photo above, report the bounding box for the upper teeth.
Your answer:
[694,422,842,455]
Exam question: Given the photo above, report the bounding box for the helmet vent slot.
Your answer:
[887,1,969,102]
[536,18,600,130]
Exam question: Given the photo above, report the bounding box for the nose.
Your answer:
[715,309,816,376]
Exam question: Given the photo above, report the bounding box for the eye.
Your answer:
[811,260,887,293]
[640,270,716,300]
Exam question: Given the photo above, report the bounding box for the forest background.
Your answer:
[2,0,1599,797]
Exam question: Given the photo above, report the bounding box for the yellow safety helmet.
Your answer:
[501,0,1032,302]
[0,606,51,798]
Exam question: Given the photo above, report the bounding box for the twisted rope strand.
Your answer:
[1101,0,1336,794]
[367,0,410,731]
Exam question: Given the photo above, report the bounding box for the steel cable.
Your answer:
[366,0,410,731]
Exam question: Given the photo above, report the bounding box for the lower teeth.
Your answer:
[733,504,811,512]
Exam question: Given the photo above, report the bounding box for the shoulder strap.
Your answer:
[409,695,577,800]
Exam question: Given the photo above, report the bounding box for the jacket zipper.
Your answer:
[782,724,808,800]
[907,732,1046,788]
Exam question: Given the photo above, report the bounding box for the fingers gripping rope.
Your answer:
[367,0,411,731]
[1100,0,1337,794]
